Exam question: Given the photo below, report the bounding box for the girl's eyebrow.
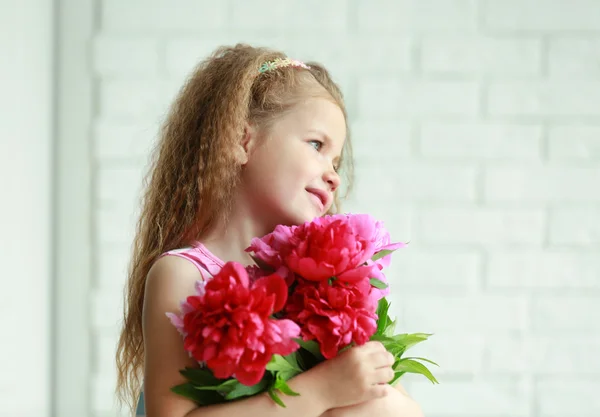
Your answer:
[307,129,345,147]
[307,129,330,141]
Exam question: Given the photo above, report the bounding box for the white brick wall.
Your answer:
[85,1,600,416]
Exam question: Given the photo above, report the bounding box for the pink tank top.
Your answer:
[137,242,225,416]
[159,241,225,280]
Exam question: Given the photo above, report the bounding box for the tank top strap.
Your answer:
[159,241,225,279]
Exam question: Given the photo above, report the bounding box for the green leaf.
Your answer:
[266,354,301,374]
[193,378,238,393]
[369,278,389,289]
[383,318,397,337]
[268,388,287,408]
[371,249,395,262]
[394,359,439,384]
[390,333,433,350]
[278,370,299,381]
[389,371,406,386]
[171,383,225,405]
[274,374,300,396]
[296,344,324,370]
[285,352,301,370]
[376,297,390,319]
[388,345,407,357]
[179,368,222,387]
[402,356,440,367]
[375,298,391,334]
[369,333,395,343]
[294,338,323,360]
[224,379,269,400]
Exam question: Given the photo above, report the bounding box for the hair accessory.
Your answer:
[258,57,311,74]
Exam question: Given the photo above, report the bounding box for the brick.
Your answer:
[94,333,119,379]
[161,77,189,105]
[416,208,545,245]
[283,35,413,76]
[488,251,600,289]
[483,0,600,31]
[487,81,600,116]
[357,0,477,32]
[92,374,129,417]
[97,208,138,246]
[92,289,123,331]
[420,123,542,160]
[97,165,144,209]
[231,0,348,31]
[96,245,131,290]
[550,208,600,245]
[358,79,479,118]
[93,121,157,160]
[101,0,227,32]
[341,200,413,241]
[165,36,282,77]
[421,36,541,75]
[350,120,412,160]
[549,38,600,76]
[488,336,600,374]
[484,166,600,202]
[532,296,600,331]
[410,377,530,416]
[390,250,481,290]
[400,295,527,332]
[538,379,600,417]
[93,36,159,76]
[99,79,166,122]
[405,332,484,375]
[548,126,600,160]
[352,162,477,203]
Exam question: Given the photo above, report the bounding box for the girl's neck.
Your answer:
[200,201,270,266]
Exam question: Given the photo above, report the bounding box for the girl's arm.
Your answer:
[322,384,424,417]
[142,255,335,417]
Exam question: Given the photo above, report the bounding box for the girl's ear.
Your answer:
[236,123,259,165]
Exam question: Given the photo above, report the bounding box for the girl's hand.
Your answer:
[321,384,424,417]
[308,341,395,409]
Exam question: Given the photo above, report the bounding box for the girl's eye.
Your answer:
[309,140,323,151]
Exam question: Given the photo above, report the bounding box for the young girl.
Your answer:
[115,44,423,417]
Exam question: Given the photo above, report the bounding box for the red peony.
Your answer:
[283,214,381,282]
[167,262,300,386]
[285,277,378,359]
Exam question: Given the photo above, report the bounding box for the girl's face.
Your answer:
[241,97,346,230]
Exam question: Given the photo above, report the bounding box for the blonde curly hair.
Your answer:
[115,43,354,415]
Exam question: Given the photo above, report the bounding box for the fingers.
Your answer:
[372,365,395,385]
[361,341,387,352]
[368,382,391,400]
[371,350,395,368]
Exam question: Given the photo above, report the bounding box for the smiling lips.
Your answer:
[306,188,330,213]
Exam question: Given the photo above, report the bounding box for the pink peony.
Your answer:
[167,262,300,386]
[246,224,296,269]
[370,218,407,268]
[285,277,378,359]
[284,214,381,282]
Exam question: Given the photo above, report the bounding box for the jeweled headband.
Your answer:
[258,57,311,74]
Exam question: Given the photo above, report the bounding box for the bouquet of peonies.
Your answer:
[166,213,438,406]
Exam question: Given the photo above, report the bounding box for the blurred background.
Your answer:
[2,0,600,416]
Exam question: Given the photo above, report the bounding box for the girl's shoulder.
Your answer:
[158,241,224,279]
[143,242,224,306]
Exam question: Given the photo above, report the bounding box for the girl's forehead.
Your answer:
[290,99,346,128]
